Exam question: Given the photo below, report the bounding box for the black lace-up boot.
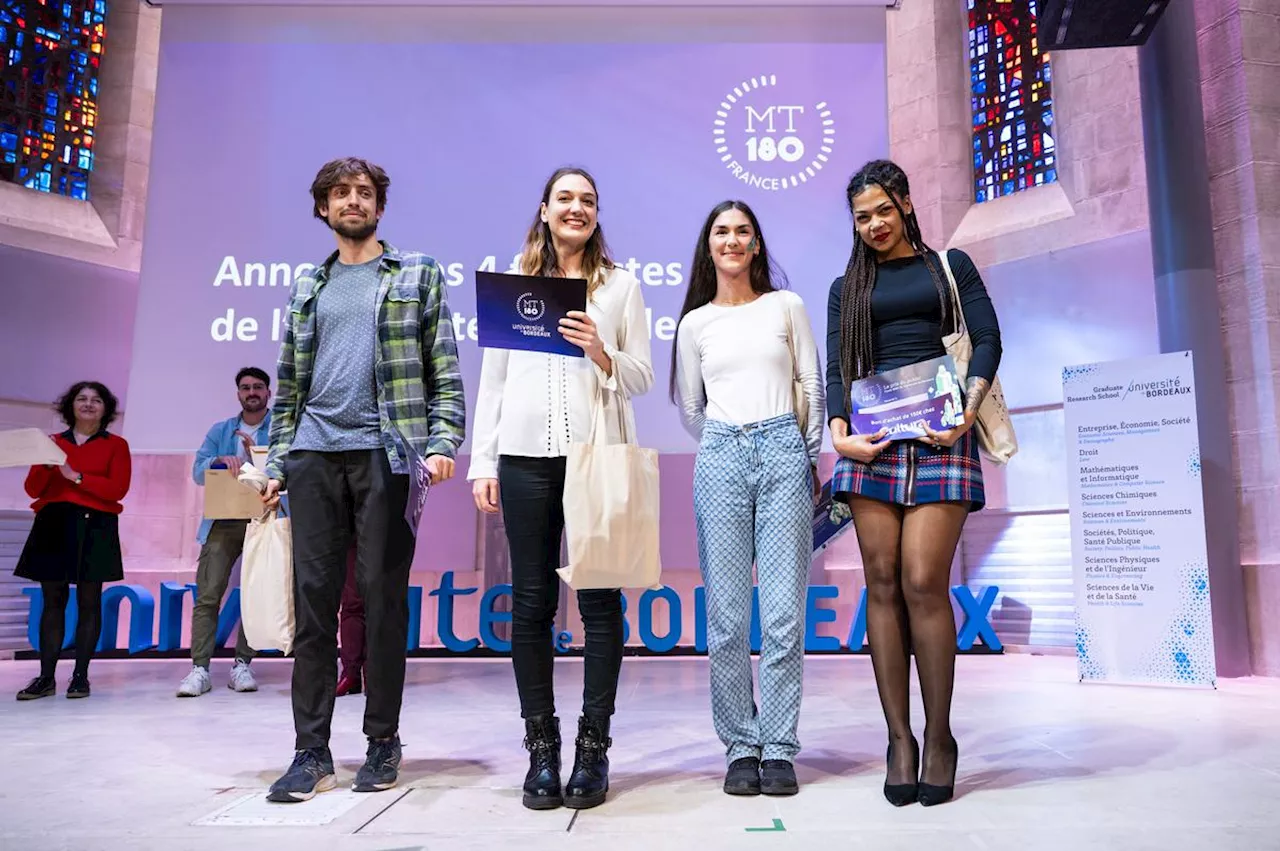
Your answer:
[522,714,563,810]
[564,715,611,809]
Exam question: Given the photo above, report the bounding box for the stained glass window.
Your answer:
[0,1,107,201]
[969,0,1056,203]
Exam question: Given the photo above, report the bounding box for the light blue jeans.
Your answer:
[693,414,811,764]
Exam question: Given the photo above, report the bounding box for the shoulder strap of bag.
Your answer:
[937,249,967,336]
[782,296,800,380]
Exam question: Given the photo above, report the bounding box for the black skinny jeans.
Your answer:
[498,455,623,721]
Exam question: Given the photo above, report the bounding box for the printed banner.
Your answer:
[848,355,963,441]
[1063,350,1216,687]
[476,271,587,358]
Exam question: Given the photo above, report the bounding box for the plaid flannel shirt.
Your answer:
[265,241,465,487]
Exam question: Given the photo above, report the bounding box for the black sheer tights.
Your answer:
[849,497,968,787]
[39,581,103,679]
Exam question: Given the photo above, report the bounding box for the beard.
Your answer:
[330,214,378,241]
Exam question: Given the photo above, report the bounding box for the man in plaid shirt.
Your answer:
[262,157,465,803]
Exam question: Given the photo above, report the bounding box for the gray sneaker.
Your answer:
[228,660,258,693]
[267,748,337,803]
[176,666,212,698]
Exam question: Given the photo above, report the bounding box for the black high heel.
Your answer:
[917,735,958,807]
[883,736,919,807]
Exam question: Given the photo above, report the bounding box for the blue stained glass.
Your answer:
[968,0,1057,203]
[0,1,107,200]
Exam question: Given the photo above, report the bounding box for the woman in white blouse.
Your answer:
[673,200,824,798]
[468,167,654,811]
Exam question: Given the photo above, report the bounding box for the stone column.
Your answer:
[1140,0,1251,677]
[1194,0,1280,675]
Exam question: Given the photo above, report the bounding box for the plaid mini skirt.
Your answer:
[832,430,985,513]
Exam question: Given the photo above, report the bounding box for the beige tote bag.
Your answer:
[938,250,1018,464]
[238,467,296,654]
[558,383,662,591]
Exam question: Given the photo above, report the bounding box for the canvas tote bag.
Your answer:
[558,383,662,590]
[237,464,296,653]
[938,250,1018,464]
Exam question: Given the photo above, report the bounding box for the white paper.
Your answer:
[0,428,66,469]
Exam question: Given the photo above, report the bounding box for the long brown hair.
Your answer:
[837,160,952,406]
[668,200,786,403]
[520,167,614,299]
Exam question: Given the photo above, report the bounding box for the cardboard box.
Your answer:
[203,469,266,520]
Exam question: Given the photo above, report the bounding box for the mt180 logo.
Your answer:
[713,74,835,192]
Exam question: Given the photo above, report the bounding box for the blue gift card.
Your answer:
[476,271,588,357]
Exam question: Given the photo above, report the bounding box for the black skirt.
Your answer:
[15,502,124,584]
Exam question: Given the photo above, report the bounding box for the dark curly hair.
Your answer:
[55,381,119,431]
[310,157,390,223]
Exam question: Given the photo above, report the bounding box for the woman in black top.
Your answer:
[826,160,1002,807]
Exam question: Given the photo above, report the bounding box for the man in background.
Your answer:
[178,366,272,697]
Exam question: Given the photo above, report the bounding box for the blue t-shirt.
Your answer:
[293,257,383,452]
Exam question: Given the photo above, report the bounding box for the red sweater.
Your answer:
[24,430,132,515]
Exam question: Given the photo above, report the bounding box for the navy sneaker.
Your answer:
[266,747,337,803]
[353,736,402,793]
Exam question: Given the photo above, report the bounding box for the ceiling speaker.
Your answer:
[1038,0,1172,50]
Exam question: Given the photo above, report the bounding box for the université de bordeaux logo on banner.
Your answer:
[713,73,836,192]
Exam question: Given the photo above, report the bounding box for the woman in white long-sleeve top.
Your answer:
[672,200,824,797]
[468,167,654,812]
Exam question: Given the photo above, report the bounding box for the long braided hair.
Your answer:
[838,160,953,409]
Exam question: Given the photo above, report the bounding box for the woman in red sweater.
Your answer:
[15,381,132,700]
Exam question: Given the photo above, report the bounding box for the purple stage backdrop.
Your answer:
[126,15,887,454]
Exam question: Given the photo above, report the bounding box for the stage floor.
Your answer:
[1,654,1278,850]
